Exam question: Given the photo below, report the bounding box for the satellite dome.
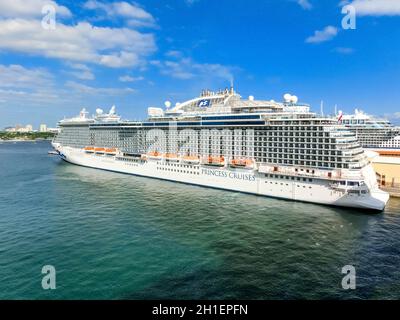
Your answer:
[291,95,298,104]
[283,93,292,102]
[96,108,103,115]
[164,101,171,109]
[249,95,254,101]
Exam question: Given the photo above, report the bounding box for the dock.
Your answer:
[380,186,400,198]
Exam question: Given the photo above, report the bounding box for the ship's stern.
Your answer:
[362,164,390,211]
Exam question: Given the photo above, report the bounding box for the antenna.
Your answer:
[230,78,235,94]
[320,100,324,117]
[334,104,337,116]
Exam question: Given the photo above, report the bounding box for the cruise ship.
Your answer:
[52,88,389,211]
[339,109,400,151]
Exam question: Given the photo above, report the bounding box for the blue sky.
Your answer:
[0,0,400,129]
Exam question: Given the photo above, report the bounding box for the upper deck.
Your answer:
[340,109,397,129]
[148,88,312,120]
[58,88,335,128]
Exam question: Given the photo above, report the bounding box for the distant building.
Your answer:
[39,124,47,132]
[5,124,34,133]
[47,127,60,134]
[4,124,54,133]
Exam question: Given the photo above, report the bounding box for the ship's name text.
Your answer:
[201,168,256,181]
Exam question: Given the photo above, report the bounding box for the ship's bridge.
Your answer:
[59,106,122,126]
[59,108,95,125]
[340,109,396,129]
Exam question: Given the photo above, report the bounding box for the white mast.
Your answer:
[320,100,324,117]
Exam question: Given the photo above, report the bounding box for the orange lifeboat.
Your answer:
[84,146,95,153]
[105,148,117,155]
[147,151,162,160]
[376,150,400,157]
[164,153,180,161]
[94,147,105,154]
[230,158,254,169]
[183,155,200,164]
[204,156,225,167]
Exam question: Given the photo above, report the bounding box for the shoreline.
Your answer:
[0,139,52,142]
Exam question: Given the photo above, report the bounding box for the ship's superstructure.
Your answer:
[339,109,400,150]
[52,89,389,211]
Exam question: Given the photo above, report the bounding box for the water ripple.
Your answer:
[0,141,400,299]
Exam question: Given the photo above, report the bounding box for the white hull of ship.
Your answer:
[56,146,389,211]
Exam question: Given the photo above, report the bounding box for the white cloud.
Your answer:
[66,63,95,80]
[0,0,72,19]
[306,25,338,43]
[119,75,144,82]
[165,50,183,58]
[298,0,313,10]
[0,88,58,101]
[185,0,200,6]
[65,81,136,95]
[0,64,60,103]
[333,47,355,54]
[343,0,400,16]
[333,47,354,54]
[99,51,141,68]
[153,55,235,81]
[383,112,400,125]
[0,64,53,88]
[0,19,156,68]
[0,63,138,111]
[84,0,156,27]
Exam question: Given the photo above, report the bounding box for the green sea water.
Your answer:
[1,141,400,299]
